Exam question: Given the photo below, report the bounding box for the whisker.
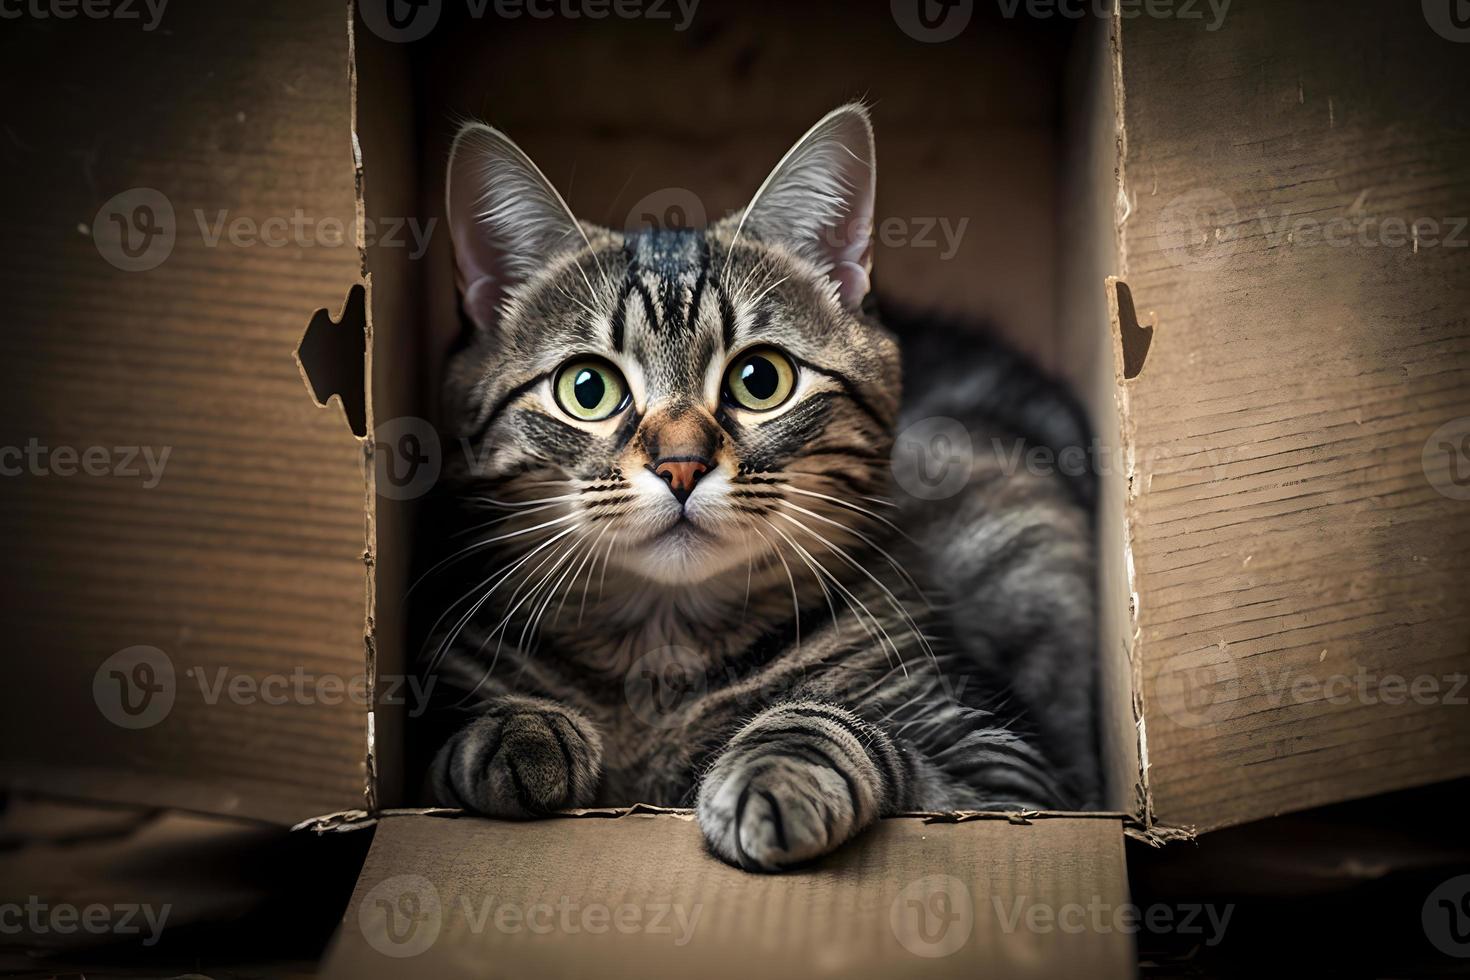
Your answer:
[761,517,902,669]
[777,498,929,604]
[782,483,915,543]
[424,523,580,673]
[774,510,936,665]
[749,522,801,654]
[407,512,582,597]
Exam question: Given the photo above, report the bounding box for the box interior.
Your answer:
[355,0,1142,819]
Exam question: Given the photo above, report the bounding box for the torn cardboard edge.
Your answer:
[1104,271,1157,835]
[291,803,1179,837]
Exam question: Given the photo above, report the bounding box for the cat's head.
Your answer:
[442,104,899,587]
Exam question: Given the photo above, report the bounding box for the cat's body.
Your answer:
[419,105,1097,871]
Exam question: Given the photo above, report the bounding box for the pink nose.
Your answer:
[652,457,711,504]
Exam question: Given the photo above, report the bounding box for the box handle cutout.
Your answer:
[296,283,367,437]
[1112,280,1153,380]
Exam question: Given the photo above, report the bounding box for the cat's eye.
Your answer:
[553,358,630,422]
[723,347,797,412]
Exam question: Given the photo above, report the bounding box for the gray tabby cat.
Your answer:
[423,104,1098,872]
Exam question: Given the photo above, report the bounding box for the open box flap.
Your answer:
[0,1,370,822]
[322,812,1134,979]
[1116,0,1470,833]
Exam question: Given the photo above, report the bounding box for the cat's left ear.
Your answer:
[736,103,876,309]
[446,122,589,333]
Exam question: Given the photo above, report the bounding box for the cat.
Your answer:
[417,103,1099,872]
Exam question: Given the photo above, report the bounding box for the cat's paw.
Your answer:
[430,701,603,818]
[696,703,896,872]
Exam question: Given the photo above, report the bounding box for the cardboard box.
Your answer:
[0,0,1466,975]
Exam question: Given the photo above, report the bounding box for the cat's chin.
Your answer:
[616,522,751,586]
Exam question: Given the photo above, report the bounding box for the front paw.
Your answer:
[430,701,602,818]
[696,704,893,872]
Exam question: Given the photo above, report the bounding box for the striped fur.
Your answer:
[419,105,1098,872]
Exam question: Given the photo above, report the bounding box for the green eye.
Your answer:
[554,358,629,421]
[724,347,797,411]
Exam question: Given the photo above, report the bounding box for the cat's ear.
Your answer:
[446,122,588,332]
[736,103,876,309]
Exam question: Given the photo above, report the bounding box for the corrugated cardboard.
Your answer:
[0,0,371,822]
[322,812,1134,979]
[1114,0,1470,832]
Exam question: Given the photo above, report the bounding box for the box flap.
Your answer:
[322,813,1134,978]
[1116,0,1470,831]
[0,2,369,822]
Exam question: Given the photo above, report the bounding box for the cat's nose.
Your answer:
[651,457,712,505]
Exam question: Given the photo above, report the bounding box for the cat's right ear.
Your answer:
[446,122,587,333]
